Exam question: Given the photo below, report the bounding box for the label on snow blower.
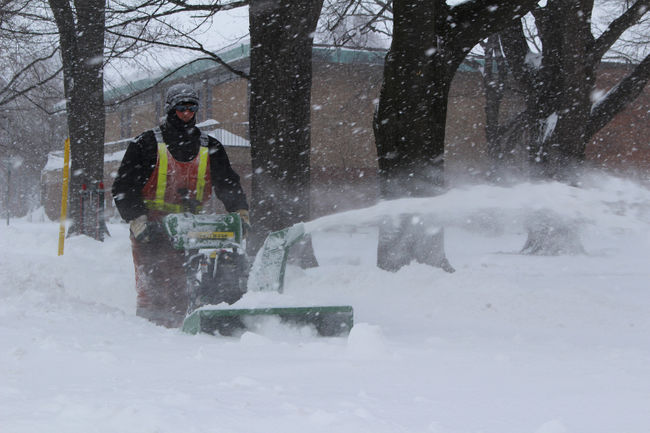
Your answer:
[162,213,243,250]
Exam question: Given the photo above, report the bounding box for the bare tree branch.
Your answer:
[105,55,241,107]
[104,26,249,79]
[325,0,360,35]
[593,0,650,60]
[0,46,62,107]
[448,0,539,55]
[20,90,65,115]
[320,0,390,47]
[106,0,247,27]
[165,0,248,12]
[587,52,650,138]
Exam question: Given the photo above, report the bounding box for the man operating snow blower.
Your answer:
[112,83,249,328]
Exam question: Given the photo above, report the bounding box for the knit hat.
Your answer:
[164,83,199,113]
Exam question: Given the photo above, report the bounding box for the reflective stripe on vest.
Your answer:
[143,141,210,213]
[195,146,209,201]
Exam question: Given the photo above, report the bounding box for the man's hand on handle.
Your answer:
[130,215,155,242]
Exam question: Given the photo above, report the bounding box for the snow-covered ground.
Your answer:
[1,177,650,433]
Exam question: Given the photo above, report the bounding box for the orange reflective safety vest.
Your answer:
[142,127,211,219]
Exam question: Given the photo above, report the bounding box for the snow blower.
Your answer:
[161,212,353,337]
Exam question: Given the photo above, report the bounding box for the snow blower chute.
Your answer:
[161,212,353,337]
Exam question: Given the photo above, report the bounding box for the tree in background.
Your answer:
[2,0,111,238]
[0,97,66,218]
[248,0,323,266]
[0,0,66,219]
[48,0,108,239]
[373,0,537,272]
[490,0,650,254]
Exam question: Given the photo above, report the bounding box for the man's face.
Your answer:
[174,102,198,123]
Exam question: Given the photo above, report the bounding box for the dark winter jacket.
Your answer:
[112,112,248,222]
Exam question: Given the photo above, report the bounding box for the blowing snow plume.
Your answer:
[305,175,650,238]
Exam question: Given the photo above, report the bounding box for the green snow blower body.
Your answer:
[161,212,353,337]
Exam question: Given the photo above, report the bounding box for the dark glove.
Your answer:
[130,214,156,242]
[178,188,202,213]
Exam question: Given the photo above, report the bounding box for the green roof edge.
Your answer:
[105,44,480,101]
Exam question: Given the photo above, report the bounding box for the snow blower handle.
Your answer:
[236,209,250,238]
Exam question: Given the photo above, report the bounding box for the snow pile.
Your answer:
[1,177,649,433]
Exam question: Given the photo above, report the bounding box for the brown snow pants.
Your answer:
[130,234,188,328]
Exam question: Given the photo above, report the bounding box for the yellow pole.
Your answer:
[58,138,70,256]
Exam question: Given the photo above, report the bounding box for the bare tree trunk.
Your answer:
[248,0,323,267]
[502,2,593,254]
[497,0,650,255]
[373,0,536,272]
[49,0,107,240]
[373,0,453,272]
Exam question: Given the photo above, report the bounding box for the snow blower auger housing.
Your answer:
[161,213,354,337]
